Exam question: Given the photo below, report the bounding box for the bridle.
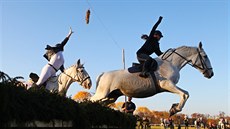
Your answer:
[161,48,213,74]
[60,66,90,86]
[193,49,213,74]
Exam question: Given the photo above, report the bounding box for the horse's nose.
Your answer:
[207,72,214,79]
[211,72,214,77]
[88,81,92,89]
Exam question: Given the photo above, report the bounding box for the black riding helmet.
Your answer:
[154,30,163,37]
[45,43,63,51]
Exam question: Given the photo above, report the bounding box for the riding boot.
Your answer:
[150,59,158,71]
[139,60,152,78]
[29,72,39,83]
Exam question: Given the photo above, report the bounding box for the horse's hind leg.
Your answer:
[101,89,123,105]
[91,89,122,106]
[159,80,189,116]
[90,83,110,102]
[90,90,108,102]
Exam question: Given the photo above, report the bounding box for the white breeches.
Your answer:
[36,51,64,86]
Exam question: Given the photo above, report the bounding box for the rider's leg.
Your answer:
[140,59,153,77]
[139,57,153,78]
[36,64,56,86]
[34,52,64,87]
[150,59,158,71]
[137,54,151,78]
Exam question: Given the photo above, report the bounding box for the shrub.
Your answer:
[0,72,136,129]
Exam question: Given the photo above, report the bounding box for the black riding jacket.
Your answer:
[136,17,163,56]
[137,39,162,56]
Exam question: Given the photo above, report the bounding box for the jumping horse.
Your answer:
[90,42,214,116]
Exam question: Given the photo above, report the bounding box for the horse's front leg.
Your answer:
[176,87,189,110]
[159,80,189,116]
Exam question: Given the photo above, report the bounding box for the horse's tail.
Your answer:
[96,72,104,89]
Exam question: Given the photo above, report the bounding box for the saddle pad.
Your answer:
[128,67,160,92]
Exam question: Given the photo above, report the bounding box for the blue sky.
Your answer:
[1,0,229,116]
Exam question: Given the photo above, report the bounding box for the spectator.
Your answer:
[142,117,150,129]
[121,97,136,114]
[168,118,174,129]
[184,115,189,129]
[194,118,201,129]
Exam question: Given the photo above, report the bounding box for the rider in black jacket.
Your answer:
[136,16,163,78]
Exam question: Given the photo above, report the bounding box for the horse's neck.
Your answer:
[163,46,197,70]
[58,67,75,92]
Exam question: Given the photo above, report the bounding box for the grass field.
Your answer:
[137,126,196,129]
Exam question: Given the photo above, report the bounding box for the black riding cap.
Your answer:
[45,43,63,50]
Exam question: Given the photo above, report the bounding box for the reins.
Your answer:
[59,67,90,85]
[161,48,175,60]
[161,48,212,73]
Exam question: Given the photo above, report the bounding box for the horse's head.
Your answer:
[70,59,92,89]
[192,42,214,79]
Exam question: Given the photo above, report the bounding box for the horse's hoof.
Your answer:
[169,109,176,116]
[169,103,179,116]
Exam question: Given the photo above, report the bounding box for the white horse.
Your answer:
[39,59,92,96]
[91,42,213,116]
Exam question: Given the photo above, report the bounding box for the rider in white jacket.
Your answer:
[35,27,73,87]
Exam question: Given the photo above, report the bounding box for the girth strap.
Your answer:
[149,71,160,93]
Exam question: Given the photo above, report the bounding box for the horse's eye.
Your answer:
[203,55,208,58]
[78,69,83,73]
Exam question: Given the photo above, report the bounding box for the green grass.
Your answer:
[136,126,196,129]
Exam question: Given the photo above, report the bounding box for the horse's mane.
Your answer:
[160,45,197,60]
[176,45,196,51]
[176,45,187,50]
[168,45,197,53]
[57,62,79,76]
[65,63,77,71]
[177,46,200,55]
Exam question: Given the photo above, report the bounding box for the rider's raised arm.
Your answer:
[60,27,74,48]
[148,16,163,38]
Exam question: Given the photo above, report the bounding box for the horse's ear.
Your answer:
[77,59,81,65]
[199,42,203,49]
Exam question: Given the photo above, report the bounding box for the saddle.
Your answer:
[128,59,159,91]
[127,59,158,73]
